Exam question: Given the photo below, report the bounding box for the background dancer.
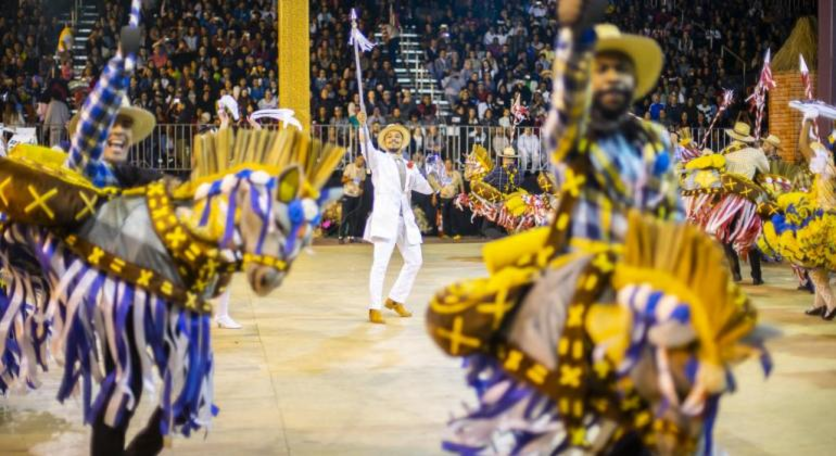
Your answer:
[357,111,435,324]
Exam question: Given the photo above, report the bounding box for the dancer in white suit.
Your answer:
[357,111,436,324]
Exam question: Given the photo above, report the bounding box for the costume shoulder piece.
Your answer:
[427,211,769,454]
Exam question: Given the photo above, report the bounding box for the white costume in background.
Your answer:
[517,132,542,172]
[361,126,434,310]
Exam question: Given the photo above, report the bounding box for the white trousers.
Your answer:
[215,289,231,318]
[369,219,423,310]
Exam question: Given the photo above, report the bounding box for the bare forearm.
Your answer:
[799,120,814,162]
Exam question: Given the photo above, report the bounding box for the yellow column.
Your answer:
[278,0,311,133]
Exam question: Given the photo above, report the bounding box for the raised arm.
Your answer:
[544,0,611,164]
[798,115,817,163]
[355,111,381,169]
[64,54,128,186]
[543,12,598,163]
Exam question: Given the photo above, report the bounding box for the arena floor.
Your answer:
[1,241,836,455]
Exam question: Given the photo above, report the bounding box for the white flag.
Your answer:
[350,28,376,53]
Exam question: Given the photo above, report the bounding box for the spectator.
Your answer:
[258,90,277,110]
[517,127,540,172]
[339,154,366,244]
[649,93,665,122]
[43,88,71,146]
[437,159,465,239]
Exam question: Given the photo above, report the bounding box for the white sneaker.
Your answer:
[215,315,242,329]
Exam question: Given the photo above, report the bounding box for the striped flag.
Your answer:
[511,93,529,125]
[800,54,819,139]
[747,49,775,140]
[760,49,776,91]
[800,54,813,100]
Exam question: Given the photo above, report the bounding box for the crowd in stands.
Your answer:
[0,0,280,141]
[0,0,816,153]
[312,0,812,139]
[93,0,279,126]
[0,0,66,127]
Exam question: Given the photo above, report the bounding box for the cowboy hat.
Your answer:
[499,147,519,159]
[377,124,411,151]
[725,122,755,143]
[763,134,782,149]
[68,96,156,144]
[594,24,664,101]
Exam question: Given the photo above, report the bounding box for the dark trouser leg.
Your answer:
[339,197,351,238]
[91,407,132,456]
[91,309,164,456]
[724,243,742,281]
[92,310,143,456]
[347,196,363,238]
[124,408,164,456]
[749,247,762,282]
[442,198,456,236]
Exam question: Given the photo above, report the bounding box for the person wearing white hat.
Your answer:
[356,111,436,324]
[63,38,167,456]
[762,134,782,161]
[721,121,756,155]
[484,147,523,193]
[425,2,759,453]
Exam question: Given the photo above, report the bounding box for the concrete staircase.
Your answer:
[375,26,449,118]
[70,2,99,76]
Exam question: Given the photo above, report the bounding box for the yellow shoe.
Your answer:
[385,299,413,318]
[453,235,462,242]
[369,309,385,324]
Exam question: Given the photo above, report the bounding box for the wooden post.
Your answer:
[278,0,311,133]
[819,0,835,105]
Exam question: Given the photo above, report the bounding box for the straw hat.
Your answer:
[499,147,519,159]
[377,124,411,152]
[725,122,755,143]
[763,134,782,149]
[677,128,693,147]
[69,96,156,144]
[594,24,664,101]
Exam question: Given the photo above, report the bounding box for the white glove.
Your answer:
[810,147,828,175]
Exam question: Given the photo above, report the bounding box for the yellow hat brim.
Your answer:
[68,105,157,145]
[726,130,755,143]
[596,34,664,101]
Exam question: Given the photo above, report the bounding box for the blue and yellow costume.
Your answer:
[426,23,768,454]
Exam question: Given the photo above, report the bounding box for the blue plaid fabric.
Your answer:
[548,28,683,248]
[484,165,522,193]
[64,55,128,188]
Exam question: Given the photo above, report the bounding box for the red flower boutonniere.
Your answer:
[407,161,415,169]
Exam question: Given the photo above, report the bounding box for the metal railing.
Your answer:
[14,123,735,173]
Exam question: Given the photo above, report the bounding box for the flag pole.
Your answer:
[351,9,366,115]
[800,54,820,140]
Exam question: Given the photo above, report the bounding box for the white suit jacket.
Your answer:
[360,128,434,245]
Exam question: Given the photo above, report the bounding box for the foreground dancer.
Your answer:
[426,1,769,453]
[357,111,435,324]
[0,9,345,455]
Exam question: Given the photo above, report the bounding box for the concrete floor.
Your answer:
[1,241,835,455]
